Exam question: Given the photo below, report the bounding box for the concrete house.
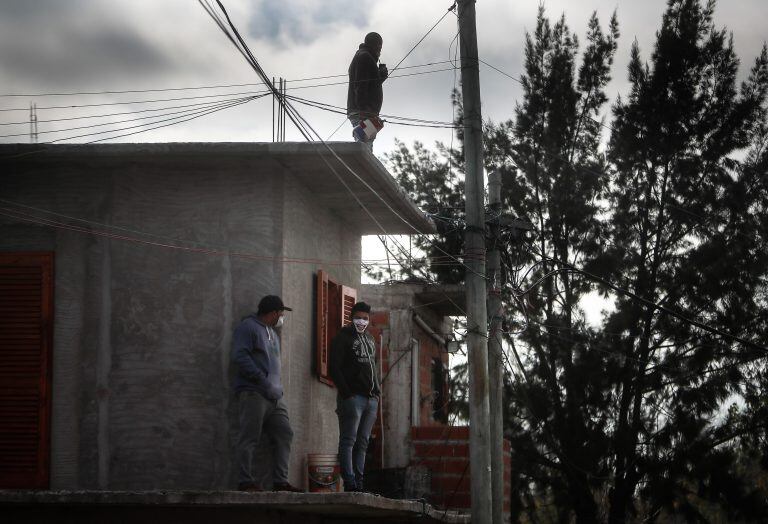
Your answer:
[0,142,435,492]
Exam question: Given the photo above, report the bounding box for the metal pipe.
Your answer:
[412,313,446,348]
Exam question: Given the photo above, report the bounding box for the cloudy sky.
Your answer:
[1,0,765,154]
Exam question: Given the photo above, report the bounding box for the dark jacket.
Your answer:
[231,315,283,399]
[329,324,380,399]
[347,44,384,117]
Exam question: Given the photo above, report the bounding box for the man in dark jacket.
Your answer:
[347,32,388,146]
[329,301,380,492]
[232,295,301,492]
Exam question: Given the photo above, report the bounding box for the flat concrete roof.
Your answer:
[0,142,435,235]
[0,490,470,523]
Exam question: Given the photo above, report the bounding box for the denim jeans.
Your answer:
[336,394,378,490]
[237,391,293,488]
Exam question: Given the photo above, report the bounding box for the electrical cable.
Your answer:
[282,93,459,128]
[196,0,490,292]
[0,88,269,113]
[0,95,257,138]
[3,96,262,159]
[388,2,457,77]
[12,95,260,147]
[0,61,456,99]
[0,96,257,127]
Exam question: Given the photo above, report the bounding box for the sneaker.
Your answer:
[238,483,263,492]
[273,482,303,493]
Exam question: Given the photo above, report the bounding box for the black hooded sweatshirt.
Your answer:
[346,44,384,118]
[329,324,380,399]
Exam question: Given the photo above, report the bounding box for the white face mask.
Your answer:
[353,318,369,333]
[275,316,284,328]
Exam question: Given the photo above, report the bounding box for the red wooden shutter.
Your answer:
[327,279,341,338]
[316,270,332,385]
[0,252,53,489]
[341,286,357,327]
[315,271,358,387]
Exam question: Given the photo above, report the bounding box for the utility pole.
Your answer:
[487,170,505,524]
[29,103,38,144]
[272,77,286,141]
[458,1,492,523]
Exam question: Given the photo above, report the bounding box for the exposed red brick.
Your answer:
[431,474,471,494]
[432,493,471,509]
[418,459,470,475]
[411,426,469,440]
[413,443,468,458]
[370,312,389,324]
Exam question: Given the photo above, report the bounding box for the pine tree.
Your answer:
[487,8,620,523]
[383,1,768,521]
[603,1,768,520]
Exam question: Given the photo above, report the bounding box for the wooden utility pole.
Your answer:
[487,170,505,524]
[458,1,492,523]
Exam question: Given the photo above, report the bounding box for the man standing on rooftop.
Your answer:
[347,32,388,147]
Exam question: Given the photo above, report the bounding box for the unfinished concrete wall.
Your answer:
[0,154,283,489]
[279,168,361,487]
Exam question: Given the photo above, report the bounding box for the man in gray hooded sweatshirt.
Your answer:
[232,295,301,492]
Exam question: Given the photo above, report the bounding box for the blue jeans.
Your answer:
[336,394,378,490]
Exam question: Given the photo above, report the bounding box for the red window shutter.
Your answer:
[341,286,357,326]
[316,270,333,385]
[316,271,358,387]
[327,280,341,339]
[0,252,53,489]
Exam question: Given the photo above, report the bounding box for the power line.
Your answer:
[0,66,455,114]
[0,89,269,113]
[0,61,457,100]
[202,0,485,284]
[0,96,257,139]
[388,2,457,76]
[21,95,260,146]
[0,96,256,127]
[3,96,261,159]
[283,93,459,128]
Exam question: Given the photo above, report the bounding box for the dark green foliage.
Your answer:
[384,0,768,521]
[603,1,768,520]
[383,90,467,284]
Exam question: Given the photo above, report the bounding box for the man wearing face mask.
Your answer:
[232,295,301,492]
[329,301,380,492]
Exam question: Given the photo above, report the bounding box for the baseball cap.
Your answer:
[257,295,292,314]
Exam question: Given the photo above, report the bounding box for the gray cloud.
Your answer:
[248,0,372,45]
[0,29,170,86]
[0,2,170,88]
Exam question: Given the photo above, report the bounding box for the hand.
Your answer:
[267,383,283,400]
[378,64,388,80]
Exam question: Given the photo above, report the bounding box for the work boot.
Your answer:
[273,482,303,493]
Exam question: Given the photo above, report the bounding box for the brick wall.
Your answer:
[366,311,389,469]
[410,426,511,513]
